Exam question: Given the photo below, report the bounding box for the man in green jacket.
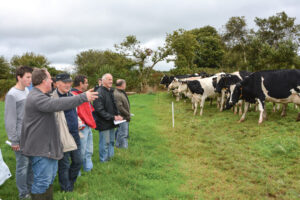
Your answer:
[114,79,130,148]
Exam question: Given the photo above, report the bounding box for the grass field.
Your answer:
[0,92,300,199]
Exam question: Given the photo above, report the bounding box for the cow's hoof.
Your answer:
[281,113,287,117]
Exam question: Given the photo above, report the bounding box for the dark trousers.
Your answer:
[58,148,82,192]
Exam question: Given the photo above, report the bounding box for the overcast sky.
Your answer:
[0,0,299,71]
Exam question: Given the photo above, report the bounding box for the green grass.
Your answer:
[0,93,300,199]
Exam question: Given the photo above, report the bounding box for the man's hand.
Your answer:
[114,115,123,121]
[85,89,98,101]
[11,144,20,151]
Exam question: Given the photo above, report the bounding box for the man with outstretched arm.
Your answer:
[20,68,98,200]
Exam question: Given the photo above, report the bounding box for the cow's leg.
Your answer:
[234,104,238,115]
[281,103,287,117]
[220,91,225,112]
[239,102,249,123]
[200,96,206,116]
[238,100,243,116]
[272,102,276,112]
[210,98,213,107]
[297,112,300,121]
[257,99,265,124]
[276,103,281,111]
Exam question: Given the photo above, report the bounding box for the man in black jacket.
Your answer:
[93,73,123,162]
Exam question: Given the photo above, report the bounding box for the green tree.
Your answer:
[165,29,198,68]
[222,16,249,70]
[10,52,62,76]
[191,26,224,68]
[251,11,300,70]
[0,56,11,79]
[115,35,171,91]
[75,49,135,87]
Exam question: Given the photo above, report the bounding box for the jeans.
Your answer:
[30,156,57,194]
[115,121,129,148]
[99,129,116,162]
[58,149,82,191]
[15,151,33,198]
[80,126,93,171]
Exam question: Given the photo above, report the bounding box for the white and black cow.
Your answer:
[226,69,300,124]
[215,71,251,112]
[187,73,225,115]
[160,73,202,88]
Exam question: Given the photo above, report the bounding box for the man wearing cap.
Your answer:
[54,73,82,192]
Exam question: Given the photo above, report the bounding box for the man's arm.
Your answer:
[4,95,19,146]
[116,98,130,118]
[35,92,88,113]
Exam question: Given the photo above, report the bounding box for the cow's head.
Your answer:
[225,82,242,109]
[160,75,169,85]
[215,77,225,93]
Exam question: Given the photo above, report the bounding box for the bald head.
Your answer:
[116,79,126,90]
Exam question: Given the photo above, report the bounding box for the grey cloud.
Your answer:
[0,0,299,70]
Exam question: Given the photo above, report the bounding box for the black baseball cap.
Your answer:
[56,73,72,82]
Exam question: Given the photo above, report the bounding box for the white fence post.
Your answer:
[172,101,175,128]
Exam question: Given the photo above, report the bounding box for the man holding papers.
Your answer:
[93,73,123,162]
[114,79,131,149]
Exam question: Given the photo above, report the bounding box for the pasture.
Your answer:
[0,92,300,199]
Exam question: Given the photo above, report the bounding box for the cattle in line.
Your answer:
[215,71,251,113]
[226,69,300,124]
[160,73,207,88]
[187,73,225,115]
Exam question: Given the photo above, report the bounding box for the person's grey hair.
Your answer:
[116,79,126,87]
[102,73,112,81]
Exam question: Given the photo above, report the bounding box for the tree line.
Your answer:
[1,11,299,97]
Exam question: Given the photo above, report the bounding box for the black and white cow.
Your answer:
[215,71,251,112]
[187,73,225,115]
[226,69,300,123]
[160,74,201,88]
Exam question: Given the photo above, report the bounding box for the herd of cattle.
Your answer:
[160,69,300,124]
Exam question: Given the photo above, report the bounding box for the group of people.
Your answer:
[4,66,131,200]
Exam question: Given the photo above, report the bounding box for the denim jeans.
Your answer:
[80,126,93,171]
[99,129,116,162]
[58,148,82,191]
[30,156,57,194]
[115,121,129,148]
[15,151,33,198]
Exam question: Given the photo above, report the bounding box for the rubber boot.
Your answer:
[47,185,53,200]
[31,192,47,200]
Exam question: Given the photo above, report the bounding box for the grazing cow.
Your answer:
[226,69,300,123]
[187,73,225,115]
[215,71,251,112]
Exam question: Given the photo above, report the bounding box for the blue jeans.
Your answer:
[99,129,116,162]
[80,126,93,171]
[58,149,82,191]
[30,156,57,194]
[115,121,129,148]
[15,151,33,198]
